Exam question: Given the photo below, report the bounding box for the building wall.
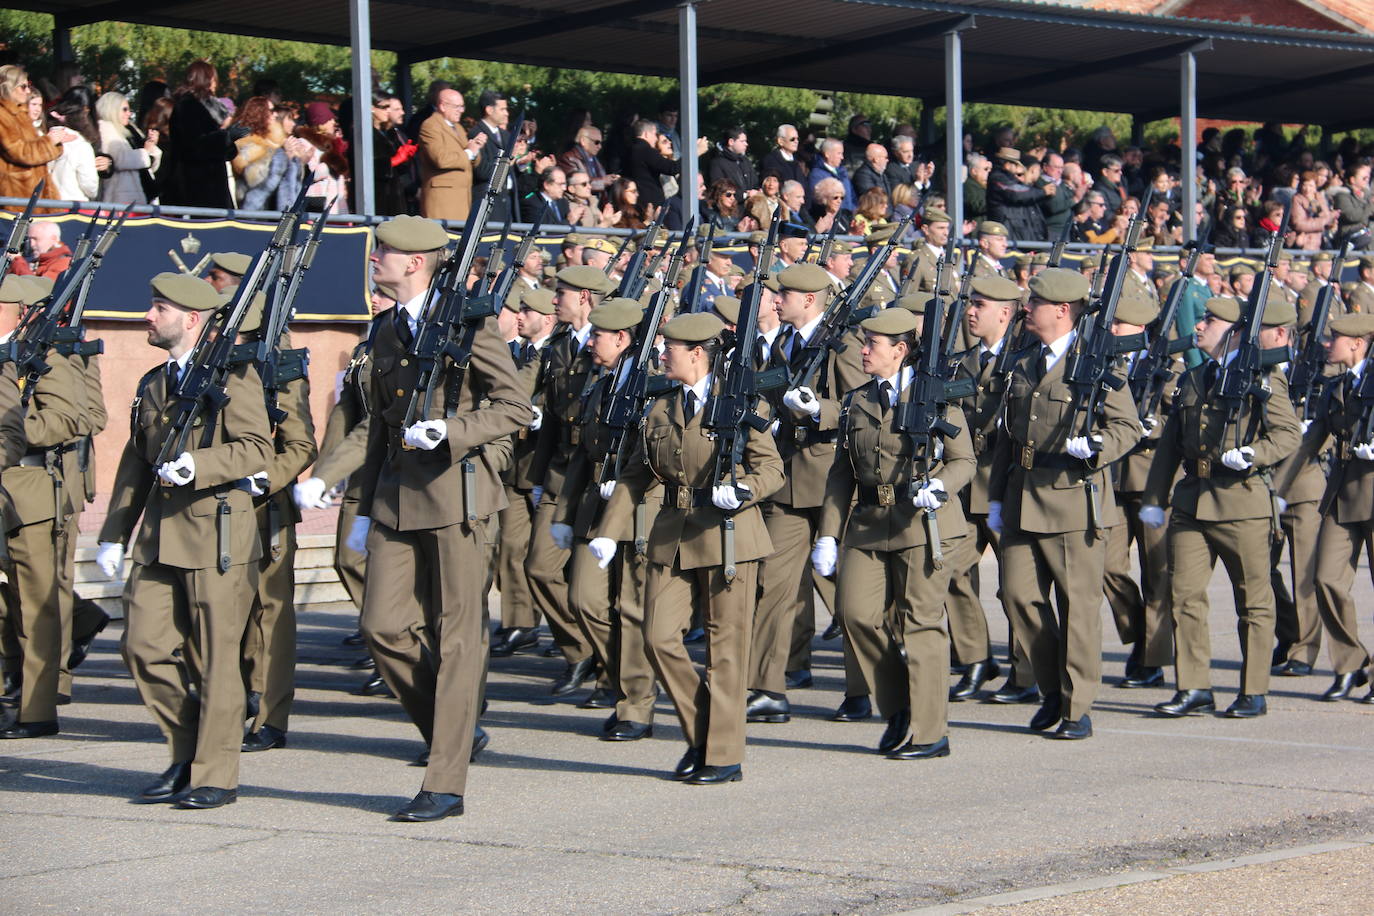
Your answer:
[1085,0,1363,32]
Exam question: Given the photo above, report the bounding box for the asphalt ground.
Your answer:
[3,551,1373,914]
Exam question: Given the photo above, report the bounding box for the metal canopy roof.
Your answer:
[14,0,1374,126]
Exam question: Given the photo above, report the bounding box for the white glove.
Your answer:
[711,483,749,510]
[588,536,617,569]
[1300,419,1312,436]
[1066,435,1101,460]
[293,477,331,510]
[1354,442,1374,461]
[550,522,574,551]
[782,387,821,419]
[531,485,544,508]
[1138,505,1166,529]
[528,405,543,431]
[599,480,616,500]
[1141,416,1158,436]
[403,419,447,450]
[247,471,270,496]
[346,516,371,555]
[1275,496,1288,515]
[811,536,837,577]
[157,452,195,487]
[95,541,124,579]
[987,500,1004,534]
[1221,446,1255,471]
[912,478,946,510]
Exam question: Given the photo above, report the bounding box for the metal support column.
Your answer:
[1180,50,1197,243]
[350,0,376,216]
[678,1,699,230]
[918,103,935,149]
[945,27,965,233]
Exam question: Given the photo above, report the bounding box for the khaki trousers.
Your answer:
[1000,528,1105,722]
[495,486,538,630]
[945,513,1035,683]
[241,515,297,731]
[361,520,489,796]
[122,560,257,790]
[644,558,757,767]
[753,503,821,694]
[1110,493,1174,668]
[1312,515,1374,676]
[334,495,367,612]
[526,497,588,663]
[568,537,657,721]
[2,518,65,723]
[1168,512,1275,695]
[837,542,953,745]
[1272,499,1324,667]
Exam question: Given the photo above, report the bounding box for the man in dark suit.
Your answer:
[471,90,522,221]
[760,124,806,186]
[626,119,706,212]
[852,143,894,213]
[521,166,569,223]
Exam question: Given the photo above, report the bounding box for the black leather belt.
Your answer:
[1014,446,1083,471]
[661,484,712,509]
[790,426,839,446]
[857,482,917,506]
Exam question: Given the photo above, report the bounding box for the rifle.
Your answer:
[614,211,664,300]
[1131,232,1212,423]
[702,218,779,583]
[677,222,716,314]
[474,199,549,321]
[1211,199,1294,450]
[601,233,633,277]
[0,181,44,287]
[813,217,839,267]
[1046,217,1073,269]
[940,236,979,378]
[1288,240,1351,421]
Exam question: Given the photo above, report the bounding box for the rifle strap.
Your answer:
[722,516,737,586]
[267,497,283,562]
[216,496,232,573]
[462,452,479,525]
[633,502,648,558]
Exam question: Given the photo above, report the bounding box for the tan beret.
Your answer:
[826,240,855,257]
[1229,261,1257,279]
[893,293,928,315]
[1330,313,1374,338]
[556,264,616,294]
[0,275,48,306]
[1277,250,1293,262]
[661,311,724,344]
[1028,267,1090,304]
[1030,252,1050,266]
[861,306,919,335]
[150,272,223,312]
[864,222,897,246]
[24,274,54,297]
[1312,251,1333,263]
[562,232,589,247]
[923,207,951,224]
[237,291,271,334]
[776,263,832,294]
[1207,290,1295,326]
[748,230,765,245]
[712,295,742,324]
[210,252,252,276]
[1114,284,1160,326]
[584,237,618,256]
[1134,237,1154,252]
[978,221,1009,238]
[728,264,746,277]
[971,275,1023,302]
[375,215,450,253]
[521,287,555,315]
[589,297,642,332]
[1360,254,1374,270]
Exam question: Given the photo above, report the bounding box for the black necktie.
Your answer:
[777,326,795,363]
[522,342,535,364]
[166,361,180,393]
[1204,361,1219,392]
[878,380,893,415]
[394,308,414,348]
[683,388,698,422]
[509,340,521,361]
[1033,347,1050,384]
[979,348,994,372]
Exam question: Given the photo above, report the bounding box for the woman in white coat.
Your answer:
[96,90,161,204]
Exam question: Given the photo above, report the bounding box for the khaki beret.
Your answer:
[728,264,746,277]
[1028,267,1090,304]
[661,311,724,344]
[893,293,928,315]
[375,215,449,252]
[970,275,1022,302]
[978,221,1009,238]
[1229,261,1257,279]
[923,207,951,224]
[1330,313,1374,338]
[776,263,832,294]
[520,287,555,315]
[584,237,618,256]
[562,232,589,247]
[150,272,223,312]
[864,222,897,246]
[861,306,919,335]
[1134,237,1154,252]
[826,240,855,258]
[1207,291,1295,326]
[994,147,1021,163]
[1278,250,1293,262]
[737,276,781,302]
[209,252,252,276]
[1205,296,1241,322]
[0,274,48,305]
[589,297,642,332]
[25,274,54,297]
[237,291,270,334]
[556,264,616,294]
[1030,252,1050,266]
[1312,251,1333,263]
[748,231,765,245]
[712,295,742,324]
[1359,254,1374,270]
[1114,284,1159,326]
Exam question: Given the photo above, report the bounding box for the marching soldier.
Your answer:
[988,268,1140,739]
[973,222,1011,279]
[601,312,784,784]
[1275,313,1374,702]
[0,274,78,739]
[205,251,252,293]
[350,215,531,821]
[814,305,975,758]
[1142,291,1302,719]
[96,272,273,806]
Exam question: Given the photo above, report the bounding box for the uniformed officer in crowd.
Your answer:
[349,214,531,822]
[601,311,784,784]
[96,272,273,807]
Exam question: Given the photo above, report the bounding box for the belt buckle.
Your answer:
[973,432,987,453]
[1020,446,1035,470]
[1340,441,1352,462]
[672,487,688,509]
[517,428,528,440]
[877,484,895,506]
[793,426,809,444]
[1197,458,1211,479]
[570,428,581,446]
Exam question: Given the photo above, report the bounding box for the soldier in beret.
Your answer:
[814,305,975,758]
[973,222,1011,280]
[204,252,252,293]
[1275,313,1374,702]
[1141,290,1302,720]
[581,237,619,274]
[1349,255,1374,314]
[349,214,532,821]
[601,312,784,783]
[94,273,273,806]
[987,267,1141,739]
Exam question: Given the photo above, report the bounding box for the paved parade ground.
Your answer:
[3,551,1373,915]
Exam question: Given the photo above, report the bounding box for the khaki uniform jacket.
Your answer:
[1347,282,1374,315]
[988,344,1141,533]
[819,378,976,550]
[528,326,596,497]
[255,371,317,539]
[507,340,547,491]
[418,111,477,221]
[951,345,1005,514]
[1298,279,1344,328]
[99,362,273,569]
[72,353,105,503]
[314,324,378,496]
[355,313,531,531]
[1142,363,1302,521]
[603,384,784,569]
[0,363,30,531]
[1115,350,1182,494]
[4,350,82,528]
[1275,372,1374,524]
